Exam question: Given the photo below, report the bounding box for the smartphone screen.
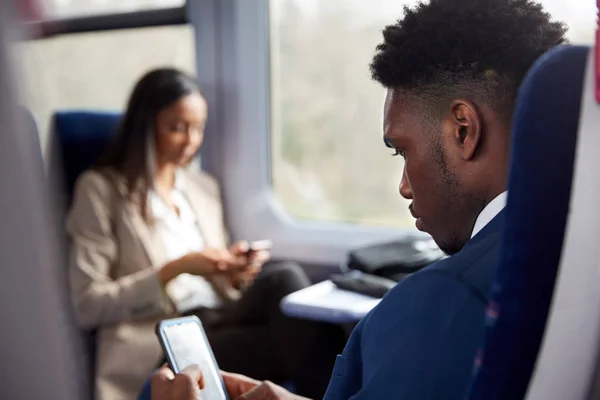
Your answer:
[158,318,228,400]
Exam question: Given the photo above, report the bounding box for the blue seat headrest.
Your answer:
[466,45,589,400]
[54,111,122,199]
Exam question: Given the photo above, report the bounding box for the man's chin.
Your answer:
[415,218,465,255]
[415,217,426,232]
[433,237,465,256]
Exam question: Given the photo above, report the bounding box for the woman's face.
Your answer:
[154,92,207,168]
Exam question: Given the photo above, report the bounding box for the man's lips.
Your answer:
[409,203,425,231]
[409,203,418,219]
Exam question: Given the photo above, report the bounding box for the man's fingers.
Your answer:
[221,371,261,397]
[236,381,290,400]
[172,365,204,399]
[152,366,176,383]
[199,373,205,390]
[180,364,204,386]
[221,371,262,385]
[150,366,176,399]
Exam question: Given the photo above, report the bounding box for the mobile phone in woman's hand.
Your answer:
[245,240,273,255]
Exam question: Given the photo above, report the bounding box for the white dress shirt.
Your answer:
[470,191,508,239]
[150,171,222,312]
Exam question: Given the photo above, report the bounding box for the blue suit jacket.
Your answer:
[324,211,505,400]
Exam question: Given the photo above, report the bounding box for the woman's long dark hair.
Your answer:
[94,68,202,220]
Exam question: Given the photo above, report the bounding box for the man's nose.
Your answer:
[399,167,413,200]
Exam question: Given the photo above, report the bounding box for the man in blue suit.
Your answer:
[149,0,567,399]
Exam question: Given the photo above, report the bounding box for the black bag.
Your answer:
[345,238,445,282]
[330,271,398,298]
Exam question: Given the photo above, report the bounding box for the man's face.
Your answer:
[383,89,479,254]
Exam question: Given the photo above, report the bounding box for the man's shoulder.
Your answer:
[328,225,505,399]
[364,230,503,329]
[428,230,503,301]
[365,264,474,327]
[337,237,503,399]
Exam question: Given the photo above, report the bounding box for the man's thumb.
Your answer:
[180,365,205,389]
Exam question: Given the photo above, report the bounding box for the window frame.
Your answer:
[21,0,427,266]
[189,0,427,266]
[25,6,187,36]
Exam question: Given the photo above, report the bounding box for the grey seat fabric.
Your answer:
[0,6,90,400]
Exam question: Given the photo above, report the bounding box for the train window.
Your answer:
[45,0,185,19]
[269,0,413,228]
[268,0,594,228]
[17,24,195,156]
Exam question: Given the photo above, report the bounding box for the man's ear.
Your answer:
[449,100,482,161]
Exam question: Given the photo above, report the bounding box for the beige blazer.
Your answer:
[66,167,234,400]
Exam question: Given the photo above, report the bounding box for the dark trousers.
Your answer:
[194,262,346,399]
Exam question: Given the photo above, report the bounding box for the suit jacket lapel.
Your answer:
[125,201,168,268]
[107,171,168,269]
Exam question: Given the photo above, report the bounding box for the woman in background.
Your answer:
[66,68,344,400]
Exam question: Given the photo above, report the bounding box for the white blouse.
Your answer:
[150,171,223,312]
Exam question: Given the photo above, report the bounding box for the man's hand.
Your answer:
[151,365,204,400]
[222,372,310,400]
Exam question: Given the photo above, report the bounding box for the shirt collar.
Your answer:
[150,169,187,220]
[471,191,508,239]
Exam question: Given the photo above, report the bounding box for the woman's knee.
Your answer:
[262,261,311,291]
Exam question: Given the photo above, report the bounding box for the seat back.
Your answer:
[53,110,122,201]
[467,45,599,400]
[0,7,87,398]
[51,110,122,397]
[523,45,600,400]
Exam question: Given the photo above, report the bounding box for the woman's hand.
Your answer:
[227,241,271,289]
[159,248,247,285]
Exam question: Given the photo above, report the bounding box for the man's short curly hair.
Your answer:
[370,0,568,123]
